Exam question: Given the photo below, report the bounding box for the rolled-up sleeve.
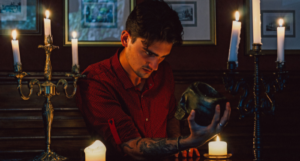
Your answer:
[76,71,141,153]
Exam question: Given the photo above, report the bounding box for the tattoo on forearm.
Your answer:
[136,138,142,146]
[138,138,178,157]
[121,143,133,150]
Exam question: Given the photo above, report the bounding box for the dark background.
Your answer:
[0,0,300,160]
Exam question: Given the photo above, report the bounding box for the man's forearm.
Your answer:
[122,136,190,160]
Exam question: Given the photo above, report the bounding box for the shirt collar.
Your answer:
[112,48,134,89]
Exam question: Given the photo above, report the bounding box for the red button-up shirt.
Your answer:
[76,48,176,155]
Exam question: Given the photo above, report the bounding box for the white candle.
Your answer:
[228,11,241,64]
[84,140,106,161]
[277,19,285,63]
[11,30,21,65]
[71,31,79,66]
[252,0,262,44]
[208,136,227,155]
[44,10,51,37]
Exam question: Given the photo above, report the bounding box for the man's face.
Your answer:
[125,37,173,79]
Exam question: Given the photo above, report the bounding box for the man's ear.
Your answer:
[120,30,131,47]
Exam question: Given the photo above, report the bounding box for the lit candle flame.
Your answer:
[46,10,50,19]
[216,135,220,142]
[72,31,77,39]
[278,19,284,27]
[12,30,17,40]
[235,11,240,21]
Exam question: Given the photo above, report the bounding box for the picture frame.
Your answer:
[261,10,295,38]
[164,0,216,45]
[64,0,135,46]
[246,0,300,55]
[0,0,41,35]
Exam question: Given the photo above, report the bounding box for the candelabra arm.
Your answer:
[275,62,288,92]
[56,79,77,99]
[223,68,254,118]
[9,71,42,100]
[57,65,86,98]
[237,81,254,119]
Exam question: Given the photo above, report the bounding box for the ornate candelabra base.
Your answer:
[31,151,67,161]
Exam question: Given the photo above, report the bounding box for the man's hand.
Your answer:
[121,103,231,160]
[174,148,200,158]
[183,102,231,147]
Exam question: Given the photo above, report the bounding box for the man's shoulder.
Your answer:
[82,58,113,80]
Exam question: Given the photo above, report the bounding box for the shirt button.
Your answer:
[150,84,152,86]
[141,95,143,98]
[146,118,148,121]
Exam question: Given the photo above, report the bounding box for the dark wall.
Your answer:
[0,0,299,72]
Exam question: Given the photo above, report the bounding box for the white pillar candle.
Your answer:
[84,140,106,161]
[11,30,21,65]
[228,11,241,64]
[252,0,262,44]
[208,136,227,155]
[277,19,285,63]
[44,10,51,37]
[71,31,79,66]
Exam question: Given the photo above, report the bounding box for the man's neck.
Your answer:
[119,49,145,89]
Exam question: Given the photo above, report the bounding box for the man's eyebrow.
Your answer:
[143,48,169,57]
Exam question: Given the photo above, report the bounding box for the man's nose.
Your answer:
[149,58,160,71]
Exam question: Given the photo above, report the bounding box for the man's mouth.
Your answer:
[143,68,152,73]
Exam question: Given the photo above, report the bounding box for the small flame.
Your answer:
[235,11,240,21]
[45,10,50,19]
[72,31,77,39]
[278,19,284,27]
[216,135,220,142]
[12,30,17,40]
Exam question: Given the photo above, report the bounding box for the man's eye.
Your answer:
[145,51,154,56]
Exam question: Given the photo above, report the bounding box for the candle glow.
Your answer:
[277,19,285,63]
[216,135,220,141]
[72,31,77,39]
[71,31,79,66]
[44,10,51,36]
[11,30,21,65]
[12,30,17,40]
[228,11,241,64]
[84,140,106,161]
[235,11,240,21]
[278,19,283,27]
[208,135,227,156]
[46,10,50,19]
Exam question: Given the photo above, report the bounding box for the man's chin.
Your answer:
[137,72,152,79]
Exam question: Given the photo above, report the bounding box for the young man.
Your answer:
[76,0,231,160]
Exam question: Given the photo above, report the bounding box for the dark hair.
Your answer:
[126,0,183,47]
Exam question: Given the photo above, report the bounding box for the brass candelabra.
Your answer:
[9,35,85,161]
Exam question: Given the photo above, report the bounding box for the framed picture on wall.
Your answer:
[246,0,300,55]
[261,10,295,38]
[164,0,216,45]
[64,0,135,46]
[0,0,40,35]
